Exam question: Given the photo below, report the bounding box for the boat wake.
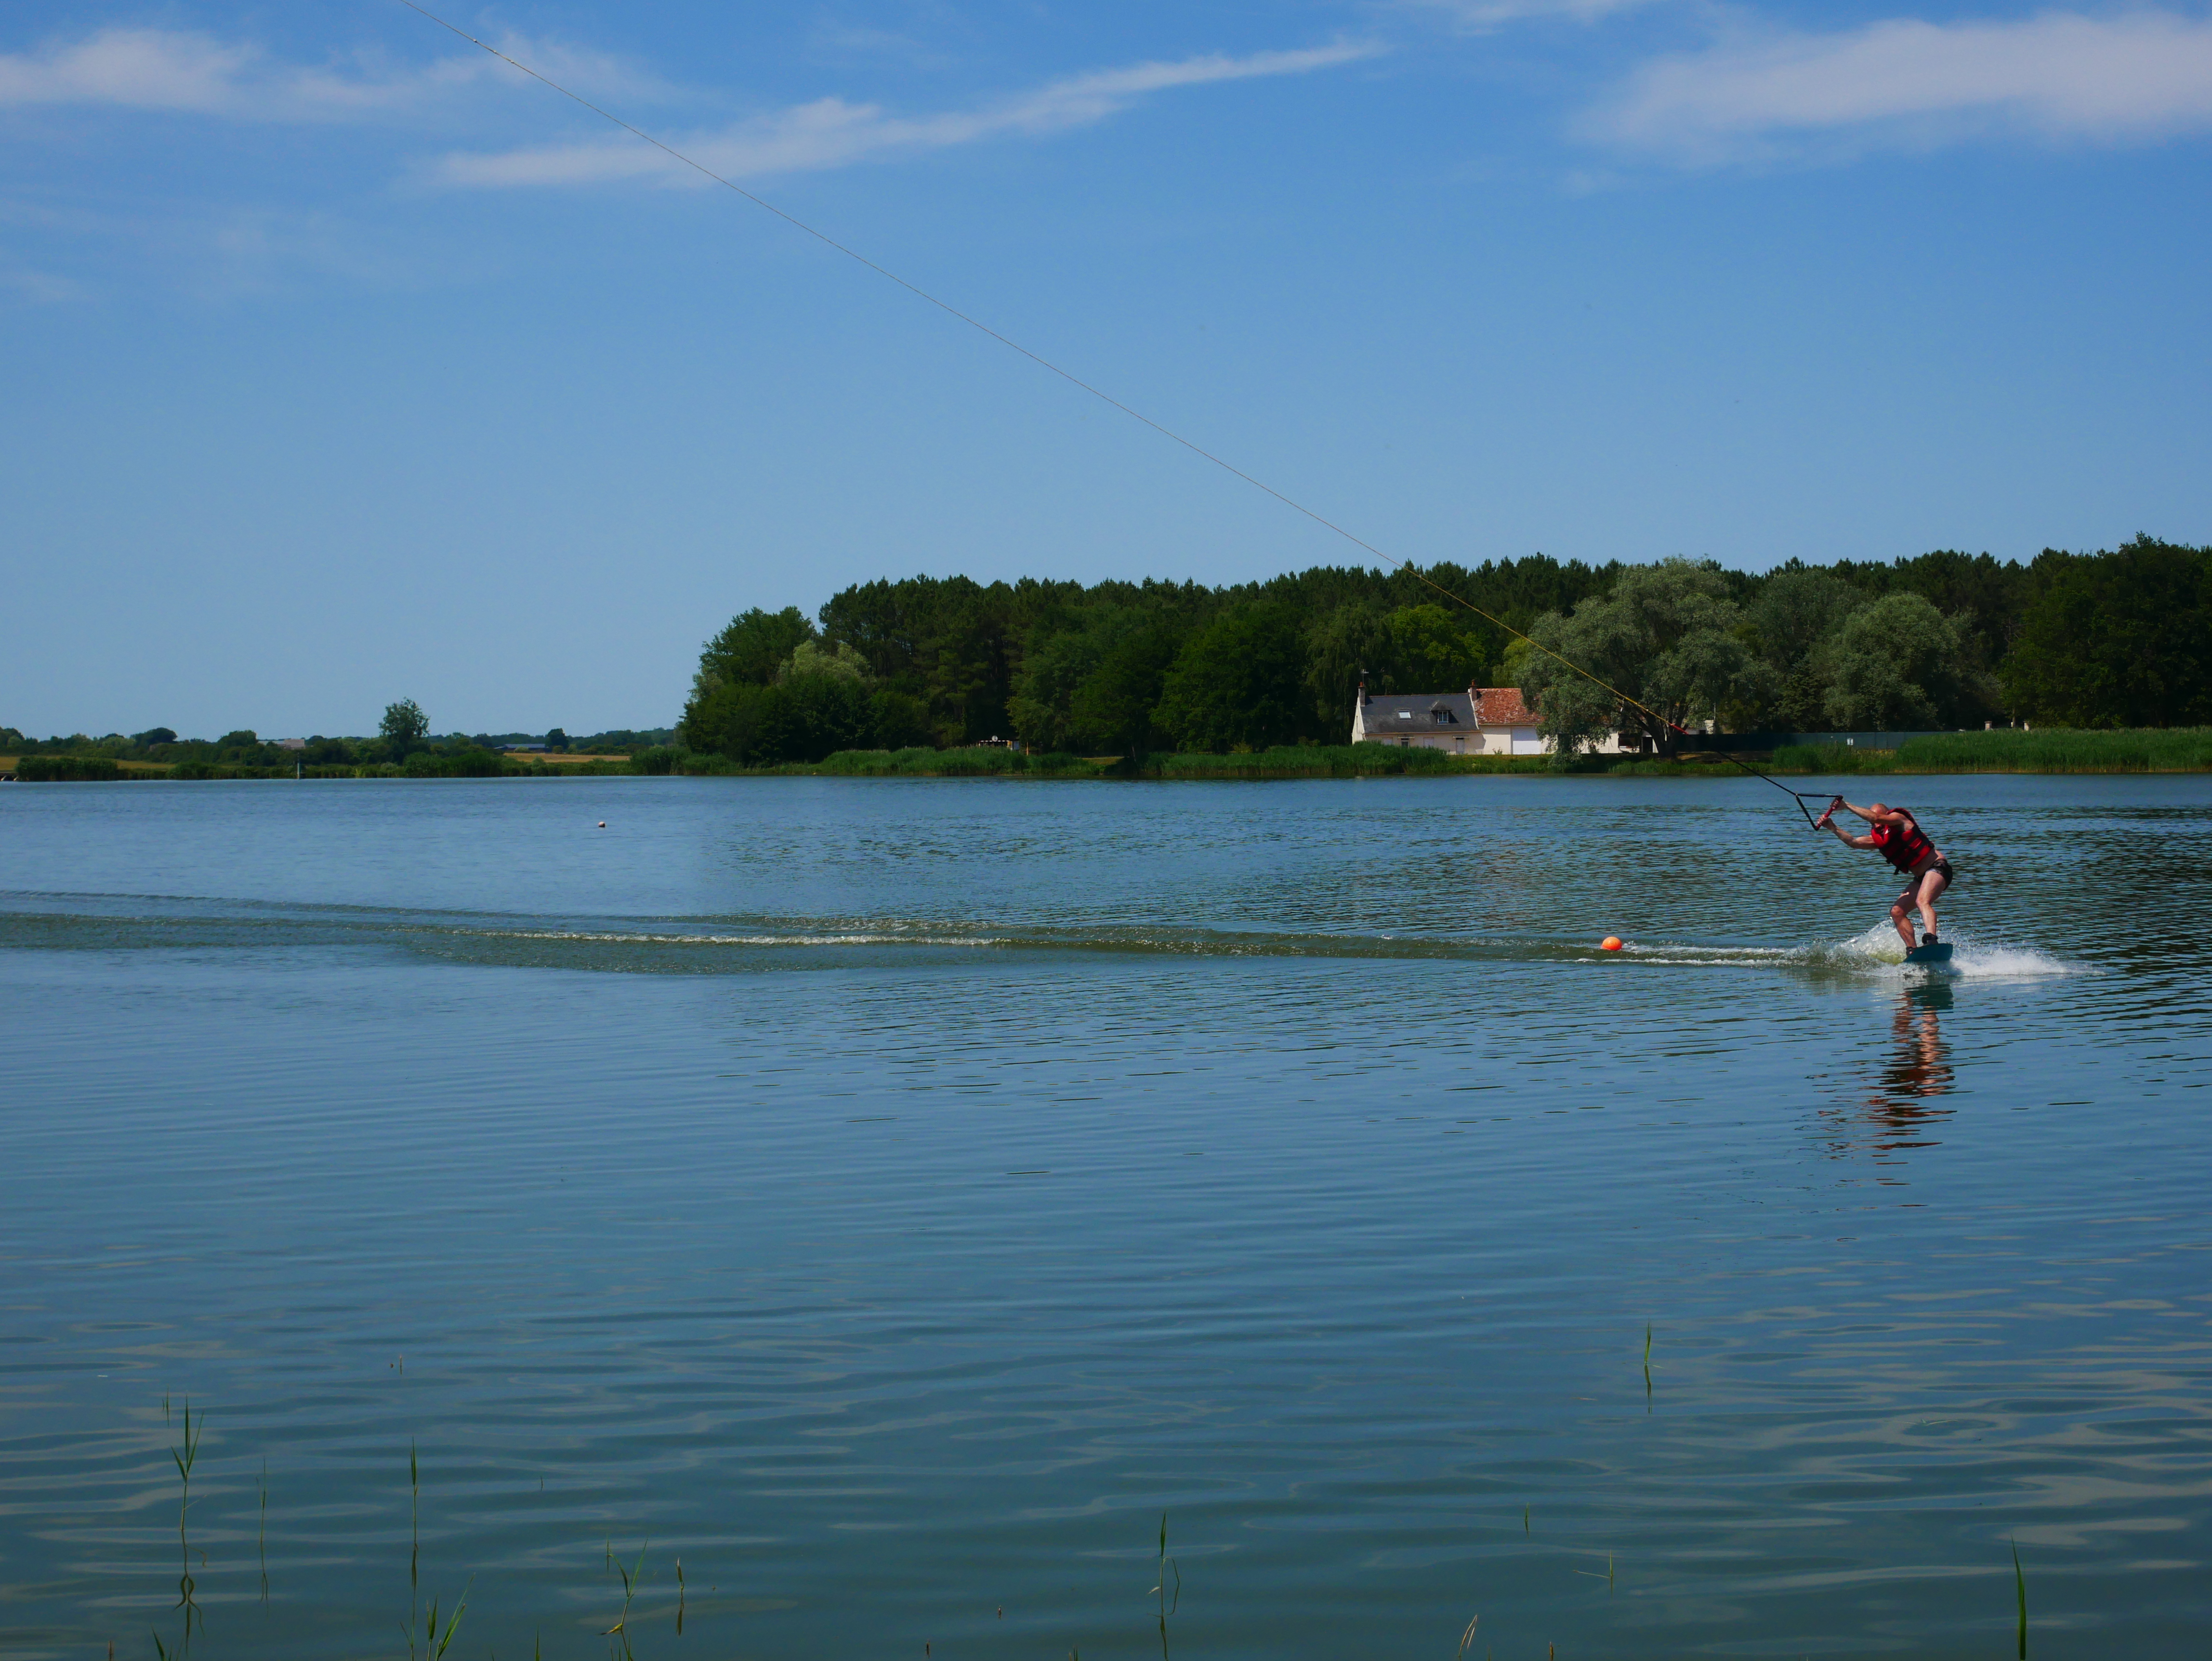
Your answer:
[0,893,2085,979]
[1809,922,2077,981]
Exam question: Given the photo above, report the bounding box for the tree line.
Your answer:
[678,537,2211,764]
[1,699,675,773]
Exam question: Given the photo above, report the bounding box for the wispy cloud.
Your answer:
[0,26,663,121]
[803,17,962,72]
[1407,0,1669,29]
[0,257,83,303]
[435,41,1385,187]
[1586,9,2212,161]
[0,28,249,112]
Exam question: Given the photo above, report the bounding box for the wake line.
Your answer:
[1,905,2080,975]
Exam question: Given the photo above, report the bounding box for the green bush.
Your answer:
[1769,743,1898,774]
[803,746,1027,776]
[13,755,123,781]
[393,748,506,778]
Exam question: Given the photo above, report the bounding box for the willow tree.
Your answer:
[1811,592,1985,731]
[1519,560,1772,757]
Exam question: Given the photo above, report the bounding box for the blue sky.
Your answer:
[5,0,2210,737]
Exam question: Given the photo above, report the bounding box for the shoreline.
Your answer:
[9,729,2209,783]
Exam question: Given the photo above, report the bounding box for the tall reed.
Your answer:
[403,1582,471,1661]
[171,1401,203,1648]
[604,1539,647,1661]
[400,1444,470,1661]
[1150,1512,1181,1658]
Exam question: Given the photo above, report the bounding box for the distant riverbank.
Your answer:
[712,727,2212,778]
[1,753,641,782]
[8,728,2208,783]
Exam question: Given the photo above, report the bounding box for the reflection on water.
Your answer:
[1868,980,1956,1155]
[1815,982,1958,1168]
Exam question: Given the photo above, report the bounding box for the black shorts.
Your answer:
[1896,857,1955,902]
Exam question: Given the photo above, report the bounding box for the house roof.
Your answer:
[1474,687,1536,725]
[1368,691,1474,729]
[1361,687,1535,729]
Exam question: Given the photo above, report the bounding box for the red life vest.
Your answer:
[1870,810,1934,873]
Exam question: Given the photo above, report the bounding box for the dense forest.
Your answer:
[678,537,2212,764]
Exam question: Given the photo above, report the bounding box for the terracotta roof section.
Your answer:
[1473,687,1535,725]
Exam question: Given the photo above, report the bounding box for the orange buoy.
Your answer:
[1600,936,1623,951]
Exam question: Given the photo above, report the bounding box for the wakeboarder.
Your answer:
[1816,797,1955,953]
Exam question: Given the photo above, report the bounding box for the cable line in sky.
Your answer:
[395,0,1827,811]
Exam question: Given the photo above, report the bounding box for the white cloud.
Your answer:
[436,41,1385,187]
[0,28,250,112]
[1588,9,2212,160]
[0,26,661,121]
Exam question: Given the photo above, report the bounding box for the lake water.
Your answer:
[2,774,2208,1659]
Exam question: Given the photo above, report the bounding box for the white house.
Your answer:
[1351,682,1628,755]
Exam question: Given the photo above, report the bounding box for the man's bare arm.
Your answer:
[1818,796,1877,846]
[1839,799,1906,825]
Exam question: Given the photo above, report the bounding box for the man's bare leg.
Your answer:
[1914,868,1949,942]
[1890,891,1918,950]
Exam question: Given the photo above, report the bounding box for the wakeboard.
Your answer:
[1904,940,1954,965]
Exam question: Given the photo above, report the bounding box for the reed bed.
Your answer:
[1771,727,2212,774]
